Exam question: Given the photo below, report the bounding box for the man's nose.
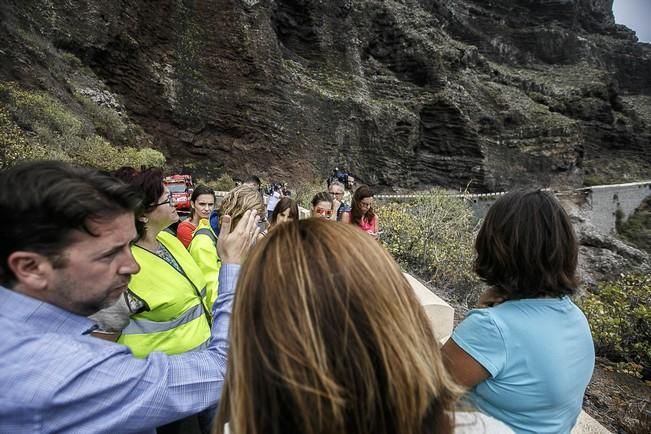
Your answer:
[119,250,141,275]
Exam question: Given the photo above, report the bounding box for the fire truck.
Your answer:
[163,174,193,213]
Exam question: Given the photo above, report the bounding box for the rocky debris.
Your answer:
[566,203,651,287]
[77,87,123,113]
[584,362,651,434]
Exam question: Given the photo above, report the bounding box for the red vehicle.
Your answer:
[163,174,193,213]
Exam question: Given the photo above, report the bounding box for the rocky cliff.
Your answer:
[0,0,649,191]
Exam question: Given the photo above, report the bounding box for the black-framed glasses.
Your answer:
[153,193,173,207]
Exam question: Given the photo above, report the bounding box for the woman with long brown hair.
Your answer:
[270,197,299,226]
[342,184,379,238]
[214,219,511,434]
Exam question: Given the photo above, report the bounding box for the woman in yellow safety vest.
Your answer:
[90,167,212,356]
[188,184,265,306]
[176,185,216,248]
[90,168,214,434]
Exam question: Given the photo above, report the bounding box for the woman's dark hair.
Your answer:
[0,161,142,285]
[311,191,333,208]
[271,197,299,224]
[350,185,375,226]
[190,185,216,218]
[474,189,579,299]
[191,185,216,202]
[112,167,164,239]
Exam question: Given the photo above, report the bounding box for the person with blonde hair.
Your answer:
[218,184,266,230]
[214,219,512,434]
[189,184,266,307]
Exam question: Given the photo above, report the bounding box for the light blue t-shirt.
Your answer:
[452,296,595,434]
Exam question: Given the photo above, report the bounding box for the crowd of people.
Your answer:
[0,160,595,434]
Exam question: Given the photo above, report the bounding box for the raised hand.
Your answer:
[217,210,260,264]
[331,198,340,220]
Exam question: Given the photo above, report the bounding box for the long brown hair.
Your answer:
[270,197,299,224]
[350,184,375,226]
[214,219,461,434]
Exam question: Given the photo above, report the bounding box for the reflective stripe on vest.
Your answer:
[189,221,221,306]
[194,227,216,247]
[121,302,205,335]
[118,231,212,358]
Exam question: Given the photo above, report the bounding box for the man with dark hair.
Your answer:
[0,160,260,433]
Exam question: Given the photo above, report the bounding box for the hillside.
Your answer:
[0,0,649,191]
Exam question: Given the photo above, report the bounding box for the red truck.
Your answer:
[163,174,193,213]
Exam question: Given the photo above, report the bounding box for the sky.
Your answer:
[612,0,651,43]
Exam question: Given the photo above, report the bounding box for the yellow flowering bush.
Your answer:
[376,190,479,296]
[580,273,651,378]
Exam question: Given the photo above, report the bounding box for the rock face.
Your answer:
[0,0,649,191]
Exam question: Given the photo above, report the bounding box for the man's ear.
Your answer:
[6,251,53,292]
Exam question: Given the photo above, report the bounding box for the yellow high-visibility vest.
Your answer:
[188,219,221,306]
[118,231,212,358]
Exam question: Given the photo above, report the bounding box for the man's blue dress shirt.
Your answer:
[0,264,240,434]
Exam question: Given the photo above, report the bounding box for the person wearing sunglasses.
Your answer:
[310,192,334,219]
[328,180,350,221]
[342,185,379,239]
[90,167,214,433]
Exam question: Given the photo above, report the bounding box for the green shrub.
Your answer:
[617,197,651,254]
[72,136,165,170]
[294,178,325,209]
[580,273,651,378]
[0,81,165,171]
[376,191,479,297]
[74,91,130,145]
[0,107,67,168]
[128,147,166,168]
[202,173,237,192]
[0,82,82,146]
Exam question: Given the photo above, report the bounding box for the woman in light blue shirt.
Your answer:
[442,189,595,434]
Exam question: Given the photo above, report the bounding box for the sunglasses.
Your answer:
[315,207,333,216]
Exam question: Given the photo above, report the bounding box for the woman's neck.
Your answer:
[136,230,161,252]
[190,214,201,226]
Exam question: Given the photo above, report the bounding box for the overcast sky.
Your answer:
[612,0,651,43]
